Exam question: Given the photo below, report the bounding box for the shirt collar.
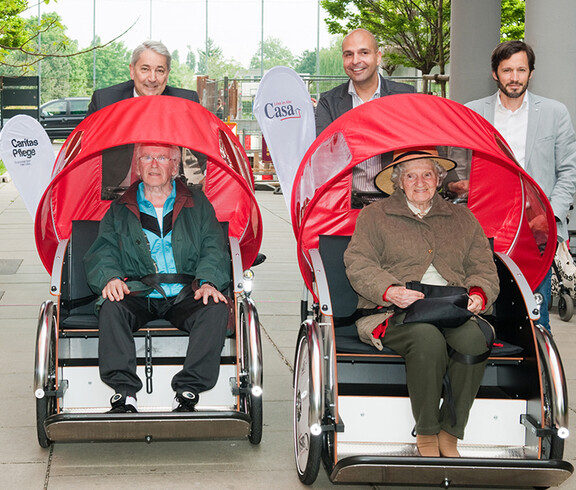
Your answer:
[406,198,432,218]
[137,181,176,214]
[348,76,381,102]
[496,90,529,113]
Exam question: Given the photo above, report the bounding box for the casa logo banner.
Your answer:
[263,100,302,121]
[0,115,54,217]
[254,66,315,212]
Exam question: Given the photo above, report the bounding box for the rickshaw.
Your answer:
[291,94,573,488]
[33,96,264,447]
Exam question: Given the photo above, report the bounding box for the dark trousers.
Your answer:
[382,314,488,439]
[98,294,229,398]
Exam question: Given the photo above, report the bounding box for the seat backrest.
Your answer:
[61,220,101,316]
[318,235,358,320]
[61,219,232,317]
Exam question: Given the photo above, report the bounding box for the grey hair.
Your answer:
[390,159,447,191]
[131,40,171,71]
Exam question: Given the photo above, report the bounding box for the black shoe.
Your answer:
[173,391,198,412]
[108,393,138,413]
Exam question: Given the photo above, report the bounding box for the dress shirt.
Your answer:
[494,91,529,168]
[349,79,383,194]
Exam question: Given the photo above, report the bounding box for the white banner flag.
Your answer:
[0,115,54,217]
[254,66,316,212]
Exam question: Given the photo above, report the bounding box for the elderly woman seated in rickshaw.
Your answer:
[344,148,499,458]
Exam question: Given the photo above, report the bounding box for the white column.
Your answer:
[525,0,576,121]
[449,0,501,103]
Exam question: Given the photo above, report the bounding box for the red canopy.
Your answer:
[35,96,262,272]
[291,94,556,295]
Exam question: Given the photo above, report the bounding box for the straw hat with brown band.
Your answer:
[374,149,457,196]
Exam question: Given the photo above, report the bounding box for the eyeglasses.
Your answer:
[138,154,174,164]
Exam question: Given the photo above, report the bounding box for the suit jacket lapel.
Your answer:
[338,82,353,116]
[485,93,498,124]
[525,92,540,167]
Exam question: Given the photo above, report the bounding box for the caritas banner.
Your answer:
[0,115,54,217]
[253,66,315,212]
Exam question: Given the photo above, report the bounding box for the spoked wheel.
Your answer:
[540,364,565,460]
[36,312,57,448]
[239,302,263,445]
[557,293,574,322]
[293,328,322,485]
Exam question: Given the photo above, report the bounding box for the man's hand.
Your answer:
[447,179,469,196]
[102,278,130,302]
[467,294,483,314]
[385,286,424,309]
[194,283,228,305]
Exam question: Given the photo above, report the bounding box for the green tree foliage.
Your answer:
[501,0,525,41]
[78,38,130,91]
[2,12,91,102]
[322,0,526,77]
[295,49,317,75]
[321,0,450,76]
[0,0,28,51]
[197,38,222,75]
[319,37,346,77]
[186,47,196,71]
[249,37,295,71]
[0,1,71,71]
[195,37,242,80]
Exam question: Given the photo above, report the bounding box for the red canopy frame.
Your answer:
[35,96,262,272]
[291,94,556,297]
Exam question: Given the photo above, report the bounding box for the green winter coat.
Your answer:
[84,179,230,306]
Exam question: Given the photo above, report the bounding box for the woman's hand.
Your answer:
[385,286,424,309]
[467,294,483,314]
[194,283,228,305]
[102,278,130,302]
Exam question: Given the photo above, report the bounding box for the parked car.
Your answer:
[39,97,90,140]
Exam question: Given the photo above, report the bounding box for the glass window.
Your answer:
[70,99,89,115]
[42,100,67,117]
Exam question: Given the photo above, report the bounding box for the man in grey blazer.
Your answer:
[315,29,415,205]
[87,40,199,116]
[465,40,576,330]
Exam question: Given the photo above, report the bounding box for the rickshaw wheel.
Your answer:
[557,293,574,322]
[239,304,263,445]
[36,324,56,448]
[540,364,565,460]
[293,328,322,485]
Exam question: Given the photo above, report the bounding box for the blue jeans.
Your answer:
[535,268,552,332]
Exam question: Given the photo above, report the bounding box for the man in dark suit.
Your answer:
[315,29,415,204]
[315,29,415,136]
[87,40,201,194]
[87,40,199,115]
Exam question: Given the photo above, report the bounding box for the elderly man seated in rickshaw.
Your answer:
[344,148,499,457]
[84,142,230,413]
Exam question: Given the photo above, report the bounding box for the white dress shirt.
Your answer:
[494,91,529,168]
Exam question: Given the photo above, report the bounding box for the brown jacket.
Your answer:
[344,191,499,349]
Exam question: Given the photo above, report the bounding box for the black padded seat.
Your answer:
[60,220,230,337]
[61,315,178,333]
[318,235,523,359]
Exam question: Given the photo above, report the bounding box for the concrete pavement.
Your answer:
[0,181,575,489]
